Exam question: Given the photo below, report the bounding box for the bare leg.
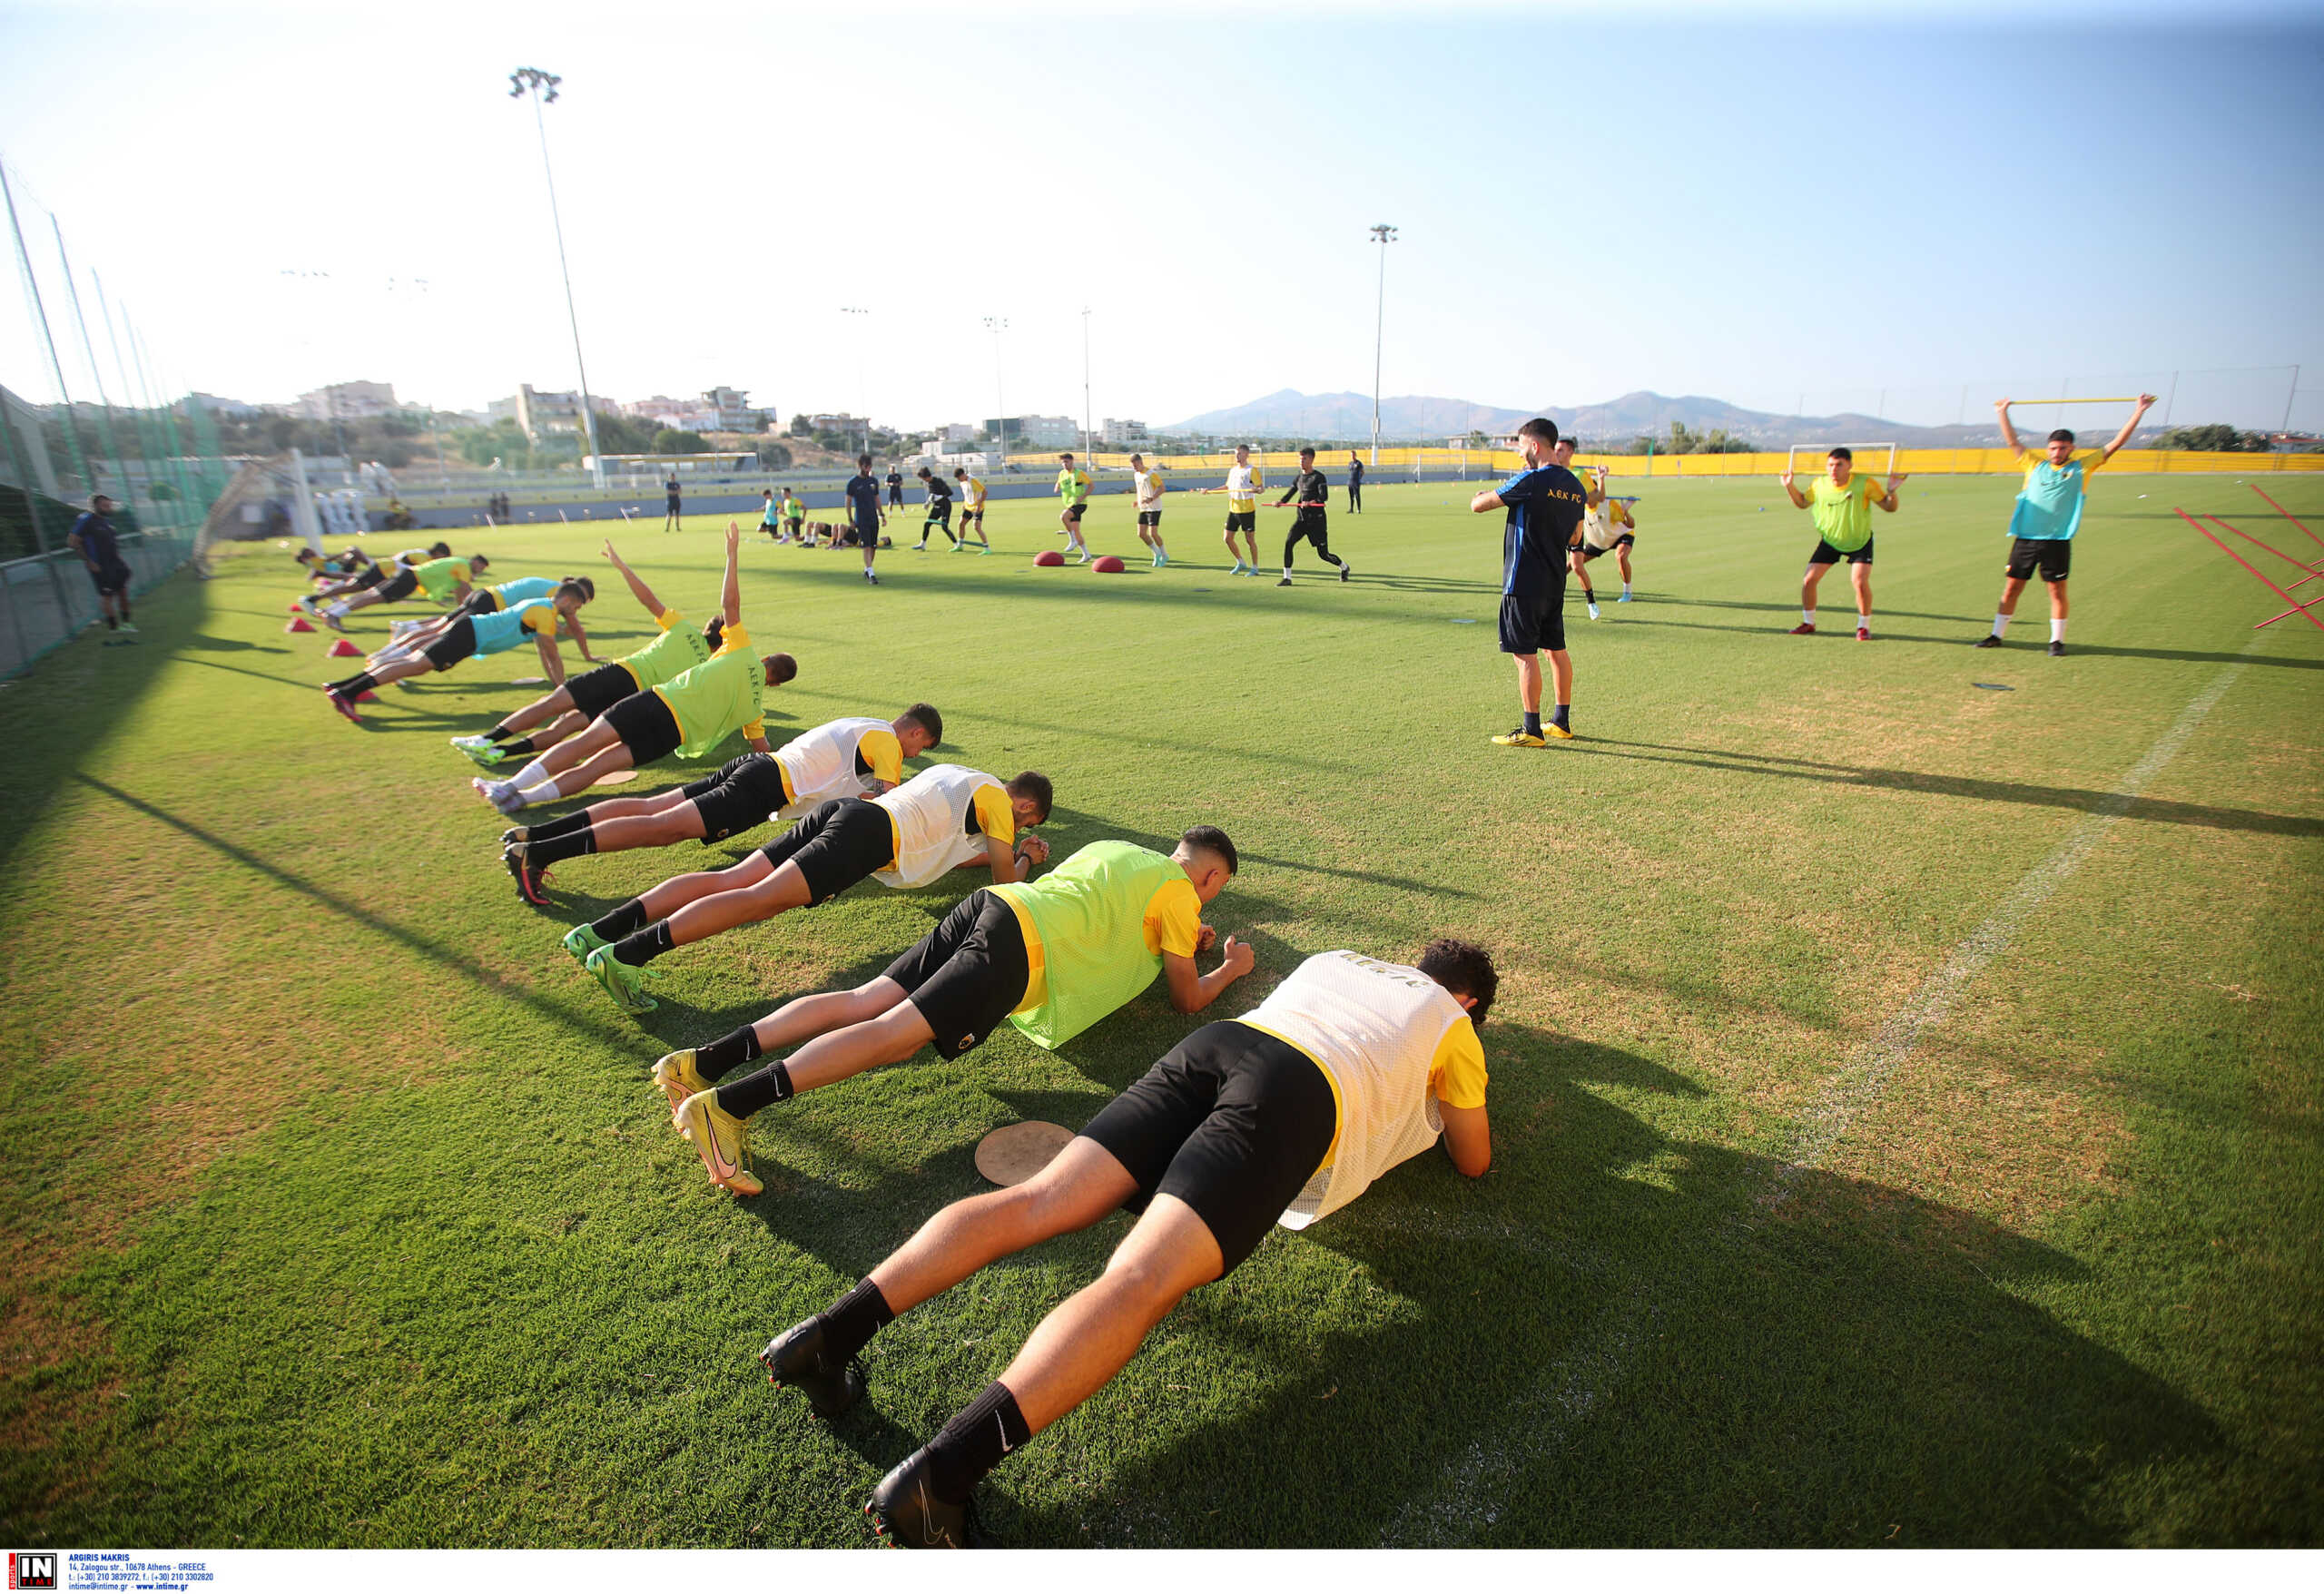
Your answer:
[1513,652,1542,716]
[494,685,579,737]
[634,851,776,920]
[1616,546,1633,585]
[1549,646,1573,709]
[2047,577,2069,620]
[1799,565,1827,615]
[365,654,439,689]
[537,719,623,781]
[745,976,911,1055]
[581,787,694,824]
[779,999,937,1093]
[869,1138,1139,1313]
[538,740,636,800]
[1849,563,1874,625]
[655,861,812,949]
[588,805,710,855]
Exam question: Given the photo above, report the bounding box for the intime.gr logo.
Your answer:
[8,1552,58,1590]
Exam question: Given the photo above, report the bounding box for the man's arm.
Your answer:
[972,832,1046,885]
[1582,469,1605,508]
[66,527,91,565]
[2102,394,2159,461]
[720,521,742,626]
[1438,1100,1491,1176]
[1876,474,1907,512]
[1161,935,1255,1013]
[1779,467,1808,509]
[449,579,476,603]
[565,615,593,661]
[534,630,566,687]
[1995,399,2025,460]
[603,539,664,616]
[1469,487,1505,513]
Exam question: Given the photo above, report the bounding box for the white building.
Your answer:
[984,414,1078,449]
[293,380,398,420]
[1100,418,1150,447]
[704,386,771,433]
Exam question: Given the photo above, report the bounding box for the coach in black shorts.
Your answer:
[1472,418,1585,745]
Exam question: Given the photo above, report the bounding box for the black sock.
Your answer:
[120,600,131,621]
[501,736,539,757]
[694,1024,764,1081]
[1551,704,1571,729]
[716,1058,793,1119]
[1522,711,1542,737]
[816,1277,895,1362]
[527,810,593,842]
[923,1381,1032,1502]
[528,823,596,868]
[105,615,118,631]
[486,725,517,742]
[612,920,675,967]
[589,898,650,941]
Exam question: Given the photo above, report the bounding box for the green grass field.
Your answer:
[3,473,2319,1548]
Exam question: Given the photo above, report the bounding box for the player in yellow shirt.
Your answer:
[950,468,991,551]
[472,522,794,813]
[1129,453,1169,568]
[1780,448,1905,640]
[1055,452,1094,562]
[1200,443,1265,576]
[757,939,1500,1548]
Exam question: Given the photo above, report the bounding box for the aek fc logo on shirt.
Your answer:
[8,1552,57,1590]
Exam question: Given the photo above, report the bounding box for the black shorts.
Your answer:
[666,498,683,514]
[1063,503,1086,522]
[565,660,639,722]
[351,565,387,591]
[681,751,790,841]
[88,560,132,596]
[925,504,953,526]
[1499,585,1566,654]
[883,889,1031,1060]
[420,615,478,670]
[1226,510,1256,534]
[853,516,881,544]
[963,508,984,525]
[1286,514,1329,549]
[456,589,501,617]
[1078,1021,1338,1275]
[604,689,684,766]
[1807,536,1874,566]
[785,517,805,532]
[1137,510,1162,527]
[1578,534,1634,562]
[755,796,893,906]
[376,567,419,603]
[2005,536,2072,582]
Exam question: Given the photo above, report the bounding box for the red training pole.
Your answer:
[2176,508,2324,631]
[2249,483,2324,554]
[2205,516,2323,587]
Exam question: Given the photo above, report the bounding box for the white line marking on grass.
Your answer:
[1384,650,2254,1544]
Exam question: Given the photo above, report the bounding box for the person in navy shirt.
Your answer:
[844,453,888,585]
[1469,418,1585,746]
[69,494,136,636]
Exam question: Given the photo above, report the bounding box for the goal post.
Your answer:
[1785,441,1897,477]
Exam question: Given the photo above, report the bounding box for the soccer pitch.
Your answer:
[2,475,2318,1547]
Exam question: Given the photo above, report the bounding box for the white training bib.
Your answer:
[875,763,1003,890]
[1237,951,1471,1228]
[771,716,890,822]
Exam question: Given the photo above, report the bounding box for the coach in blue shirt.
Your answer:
[1469,418,1585,746]
[844,452,888,586]
[69,494,137,636]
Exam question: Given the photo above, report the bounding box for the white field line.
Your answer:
[1383,650,2253,1544]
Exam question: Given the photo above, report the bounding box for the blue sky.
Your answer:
[2,2,2319,431]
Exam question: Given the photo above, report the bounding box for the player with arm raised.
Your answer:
[1780,448,1904,640]
[652,830,1256,1197]
[1472,418,1585,745]
[471,522,794,814]
[1130,453,1168,567]
[1974,394,2155,656]
[763,938,1499,1549]
[1270,446,1348,585]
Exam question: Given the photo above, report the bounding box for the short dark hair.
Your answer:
[901,701,943,745]
[1517,418,1559,447]
[1417,938,1500,1028]
[1298,446,1315,459]
[916,467,932,478]
[2048,428,2076,446]
[1179,823,1238,876]
[294,548,318,563]
[1827,447,1853,462]
[555,578,592,604]
[428,541,453,557]
[765,652,798,686]
[858,453,873,469]
[1007,770,1054,823]
[1059,452,1075,462]
[954,467,967,477]
[470,553,491,571]
[703,615,726,647]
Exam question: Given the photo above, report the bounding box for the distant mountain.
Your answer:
[1159,388,2073,449]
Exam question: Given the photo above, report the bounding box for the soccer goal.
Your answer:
[1785,441,1897,477]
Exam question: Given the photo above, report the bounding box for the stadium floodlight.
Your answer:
[842,307,871,456]
[1368,224,1397,467]
[983,316,1007,455]
[507,66,606,490]
[1785,441,1898,478]
[1081,307,1092,465]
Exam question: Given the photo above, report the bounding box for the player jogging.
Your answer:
[1780,448,1905,640]
[913,467,959,551]
[1270,447,1348,585]
[846,454,886,585]
[952,468,991,551]
[1974,394,2155,657]
[1472,418,1585,746]
[500,708,941,903]
[663,474,683,534]
[453,541,719,769]
[1055,452,1093,562]
[761,939,1498,1548]
[1206,443,1265,576]
[650,831,1256,1197]
[572,765,1055,1015]
[324,583,594,723]
[471,523,794,814]
[1129,453,1168,567]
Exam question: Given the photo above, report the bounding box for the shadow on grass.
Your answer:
[1576,739,2324,838]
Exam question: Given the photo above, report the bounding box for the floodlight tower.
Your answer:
[1081,306,1093,461]
[841,306,871,457]
[508,67,606,489]
[1368,223,1397,467]
[984,316,1008,456]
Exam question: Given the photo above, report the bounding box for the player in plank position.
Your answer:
[1129,453,1168,567]
[379,571,595,658]
[1780,448,1905,641]
[951,468,991,552]
[319,550,489,631]
[294,546,374,585]
[912,467,960,551]
[655,831,1256,1197]
[762,939,1499,1548]
[300,543,451,618]
[1201,443,1264,576]
[499,707,941,904]
[571,763,1055,1014]
[322,583,595,723]
[1570,470,1638,610]
[1974,394,2155,656]
[1054,452,1094,563]
[780,487,806,543]
[470,523,793,814]
[1472,418,1586,745]
[1269,446,1348,585]
[453,542,716,769]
